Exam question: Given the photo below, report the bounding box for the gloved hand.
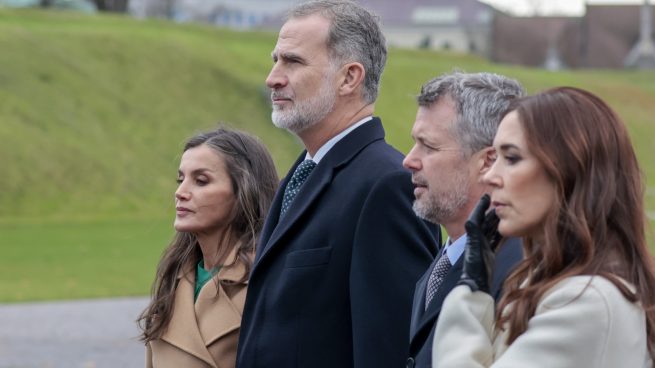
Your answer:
[458,194,502,294]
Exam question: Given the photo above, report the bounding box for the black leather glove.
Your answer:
[458,194,502,294]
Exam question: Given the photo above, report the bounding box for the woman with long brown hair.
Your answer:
[137,127,278,368]
[432,87,655,367]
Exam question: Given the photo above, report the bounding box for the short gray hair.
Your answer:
[417,71,525,156]
[288,0,387,104]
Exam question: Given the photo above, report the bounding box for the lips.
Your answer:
[271,92,292,104]
[411,179,427,197]
[491,201,506,214]
[411,176,427,188]
[176,207,193,216]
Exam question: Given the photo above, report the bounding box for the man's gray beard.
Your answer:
[271,75,336,133]
[412,178,470,225]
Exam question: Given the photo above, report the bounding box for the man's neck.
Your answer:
[443,224,465,241]
[299,103,374,156]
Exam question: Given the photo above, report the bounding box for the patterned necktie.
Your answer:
[280,159,317,216]
[425,252,452,310]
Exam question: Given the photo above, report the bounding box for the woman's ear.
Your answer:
[338,62,365,96]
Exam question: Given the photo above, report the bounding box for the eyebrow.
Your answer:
[177,168,214,176]
[498,143,520,152]
[413,131,442,146]
[272,50,306,63]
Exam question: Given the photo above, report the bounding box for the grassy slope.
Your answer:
[0,9,653,302]
[0,9,298,220]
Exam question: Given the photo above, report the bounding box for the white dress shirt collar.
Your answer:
[305,116,373,164]
[443,233,467,265]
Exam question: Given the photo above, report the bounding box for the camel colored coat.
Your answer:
[146,247,249,368]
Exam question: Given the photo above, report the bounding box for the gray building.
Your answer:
[359,0,494,56]
[131,0,495,58]
[492,3,655,69]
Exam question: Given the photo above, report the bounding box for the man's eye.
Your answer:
[423,143,439,152]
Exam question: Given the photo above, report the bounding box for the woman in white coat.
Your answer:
[137,127,278,368]
[433,87,655,368]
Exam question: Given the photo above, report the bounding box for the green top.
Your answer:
[194,259,221,301]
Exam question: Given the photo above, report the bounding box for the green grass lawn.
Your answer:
[0,217,171,302]
[0,9,654,302]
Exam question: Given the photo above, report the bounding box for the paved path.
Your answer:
[0,297,149,368]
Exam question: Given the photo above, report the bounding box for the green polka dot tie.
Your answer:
[280,160,317,216]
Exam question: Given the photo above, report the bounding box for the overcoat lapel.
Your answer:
[409,269,431,338]
[161,246,248,368]
[254,161,296,264]
[254,118,386,270]
[161,270,217,367]
[256,161,333,262]
[412,256,464,340]
[195,247,247,347]
[410,232,444,338]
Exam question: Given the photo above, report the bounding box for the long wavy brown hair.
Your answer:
[495,87,655,360]
[137,127,278,343]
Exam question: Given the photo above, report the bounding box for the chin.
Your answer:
[174,222,195,233]
[498,221,519,238]
[411,201,431,223]
[500,221,534,239]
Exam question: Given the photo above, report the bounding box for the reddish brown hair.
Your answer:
[496,87,655,360]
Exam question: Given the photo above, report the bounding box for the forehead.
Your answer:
[495,111,525,146]
[413,97,458,139]
[179,145,225,171]
[275,15,331,56]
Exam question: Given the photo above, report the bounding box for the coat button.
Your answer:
[406,357,415,368]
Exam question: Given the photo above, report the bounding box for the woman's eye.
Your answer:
[505,155,521,164]
[196,178,208,186]
[176,178,183,184]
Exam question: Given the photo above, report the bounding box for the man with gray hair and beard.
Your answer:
[403,71,525,368]
[236,1,439,368]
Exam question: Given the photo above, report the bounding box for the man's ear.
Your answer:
[479,147,496,175]
[338,62,365,96]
